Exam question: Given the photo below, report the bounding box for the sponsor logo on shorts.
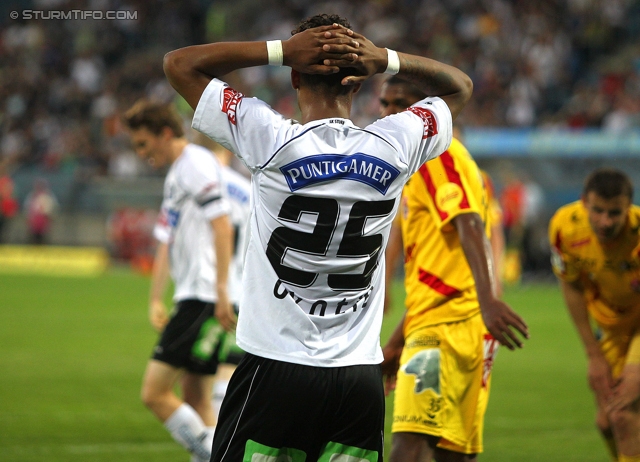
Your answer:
[406,335,440,348]
[402,348,441,394]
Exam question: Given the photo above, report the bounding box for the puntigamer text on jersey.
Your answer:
[281,153,401,195]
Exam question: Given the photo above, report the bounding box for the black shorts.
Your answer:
[211,353,385,462]
[152,299,224,375]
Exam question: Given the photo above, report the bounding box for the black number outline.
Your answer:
[266,196,395,290]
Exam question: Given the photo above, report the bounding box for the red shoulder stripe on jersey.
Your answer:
[440,152,470,209]
[418,163,449,221]
[569,237,591,248]
[418,268,461,297]
[554,230,562,251]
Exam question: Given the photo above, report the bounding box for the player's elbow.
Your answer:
[449,75,473,121]
[163,50,186,83]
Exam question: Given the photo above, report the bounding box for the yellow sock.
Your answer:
[619,455,640,462]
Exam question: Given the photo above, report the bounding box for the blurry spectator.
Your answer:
[0,175,19,243]
[24,178,58,245]
[1,0,640,181]
[499,168,546,282]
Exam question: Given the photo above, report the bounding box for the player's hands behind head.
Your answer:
[283,24,360,75]
[320,28,387,86]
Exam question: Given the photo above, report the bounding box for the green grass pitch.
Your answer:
[0,270,609,461]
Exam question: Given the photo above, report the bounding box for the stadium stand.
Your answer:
[0,0,639,262]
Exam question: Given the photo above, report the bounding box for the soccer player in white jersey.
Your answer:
[123,100,234,462]
[208,142,252,418]
[164,13,480,462]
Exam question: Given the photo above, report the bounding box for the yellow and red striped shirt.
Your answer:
[400,137,489,335]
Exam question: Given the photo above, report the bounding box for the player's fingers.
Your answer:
[504,328,524,349]
[322,40,360,52]
[341,75,368,86]
[305,64,340,75]
[324,24,354,36]
[323,55,359,67]
[508,316,530,339]
[491,328,515,350]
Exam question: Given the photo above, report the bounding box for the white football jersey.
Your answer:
[222,165,251,304]
[192,78,452,366]
[153,143,231,303]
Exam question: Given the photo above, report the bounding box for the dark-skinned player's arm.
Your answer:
[560,279,614,401]
[163,24,361,111]
[454,212,529,350]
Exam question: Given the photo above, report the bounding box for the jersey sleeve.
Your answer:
[548,211,580,282]
[192,78,291,171]
[178,152,231,221]
[153,205,172,244]
[415,149,483,231]
[368,97,452,175]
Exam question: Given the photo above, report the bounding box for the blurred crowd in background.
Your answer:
[1,0,639,177]
[1,0,640,278]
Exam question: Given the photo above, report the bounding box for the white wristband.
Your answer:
[384,48,400,75]
[266,40,283,66]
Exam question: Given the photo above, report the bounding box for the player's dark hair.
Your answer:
[384,76,427,101]
[291,14,361,95]
[123,99,184,137]
[583,168,633,200]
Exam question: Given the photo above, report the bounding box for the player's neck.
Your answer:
[298,90,352,124]
[170,137,189,162]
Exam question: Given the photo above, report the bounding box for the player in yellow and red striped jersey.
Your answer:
[549,168,640,462]
[380,76,528,462]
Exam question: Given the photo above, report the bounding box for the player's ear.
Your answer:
[161,126,174,140]
[351,82,362,95]
[291,70,300,90]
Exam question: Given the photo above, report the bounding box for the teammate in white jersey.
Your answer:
[123,100,234,462]
[164,13,473,462]
[209,142,252,418]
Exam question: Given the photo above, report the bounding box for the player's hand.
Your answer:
[215,289,236,332]
[321,29,387,85]
[607,364,640,412]
[587,353,615,401]
[283,24,360,75]
[381,341,403,396]
[149,300,169,332]
[480,298,529,350]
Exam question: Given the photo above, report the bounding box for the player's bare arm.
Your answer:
[381,313,406,395]
[148,241,170,332]
[384,223,403,314]
[211,214,235,332]
[323,30,473,120]
[560,279,615,400]
[163,24,360,111]
[454,212,529,350]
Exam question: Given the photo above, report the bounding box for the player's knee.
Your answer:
[390,433,434,462]
[140,384,165,409]
[608,408,637,435]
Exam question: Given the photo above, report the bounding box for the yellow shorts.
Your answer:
[391,313,499,454]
